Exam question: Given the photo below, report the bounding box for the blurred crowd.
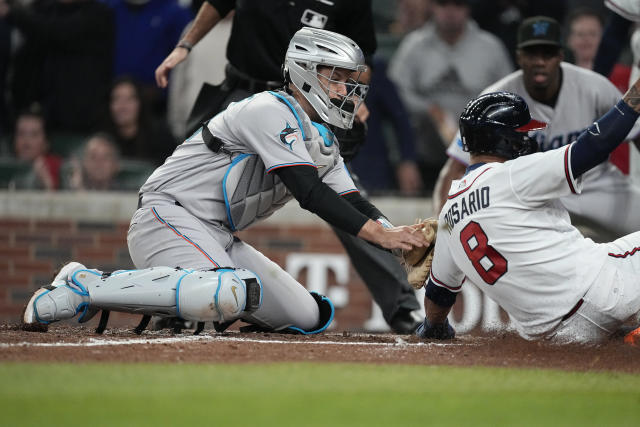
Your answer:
[0,0,629,194]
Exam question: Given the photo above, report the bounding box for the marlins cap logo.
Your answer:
[279,122,299,150]
[532,21,550,36]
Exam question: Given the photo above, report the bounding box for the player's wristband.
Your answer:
[177,40,193,53]
[376,217,393,229]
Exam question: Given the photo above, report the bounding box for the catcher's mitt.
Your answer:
[401,218,438,289]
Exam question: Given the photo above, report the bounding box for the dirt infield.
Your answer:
[1,324,639,373]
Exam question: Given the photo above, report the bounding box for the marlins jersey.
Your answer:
[140,90,357,231]
[447,62,629,163]
[432,145,608,339]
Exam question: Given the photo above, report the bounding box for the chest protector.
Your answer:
[223,91,341,231]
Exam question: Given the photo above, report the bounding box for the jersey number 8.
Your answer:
[460,221,508,285]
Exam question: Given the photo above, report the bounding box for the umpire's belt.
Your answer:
[225,63,283,93]
[561,299,584,322]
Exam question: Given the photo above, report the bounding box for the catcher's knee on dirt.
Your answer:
[23,266,263,326]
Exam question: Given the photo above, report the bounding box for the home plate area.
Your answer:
[1,324,639,372]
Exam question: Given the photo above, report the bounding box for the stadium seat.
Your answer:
[0,157,33,188]
[117,159,155,191]
[49,132,88,157]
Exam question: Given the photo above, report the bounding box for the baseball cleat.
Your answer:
[21,287,52,332]
[22,285,88,327]
[21,262,88,332]
[623,326,640,347]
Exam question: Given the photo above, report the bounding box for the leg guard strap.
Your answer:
[95,310,110,334]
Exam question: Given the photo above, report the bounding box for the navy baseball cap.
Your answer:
[517,16,562,49]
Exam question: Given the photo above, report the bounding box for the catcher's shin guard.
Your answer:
[23,266,263,328]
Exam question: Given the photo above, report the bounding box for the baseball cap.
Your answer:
[517,16,562,49]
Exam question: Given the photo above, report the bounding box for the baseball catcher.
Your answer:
[22,28,429,335]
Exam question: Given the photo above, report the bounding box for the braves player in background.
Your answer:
[416,85,640,344]
[433,16,640,236]
[22,28,428,334]
[154,0,423,334]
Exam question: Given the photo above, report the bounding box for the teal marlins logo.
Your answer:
[532,21,550,36]
[279,122,299,150]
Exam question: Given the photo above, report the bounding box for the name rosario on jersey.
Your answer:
[443,186,490,230]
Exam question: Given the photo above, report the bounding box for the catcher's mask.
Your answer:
[283,27,369,130]
[459,91,546,160]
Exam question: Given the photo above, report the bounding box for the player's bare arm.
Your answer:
[155,2,222,88]
[621,79,640,150]
[425,297,451,324]
[357,220,429,251]
[433,157,466,215]
[416,285,456,339]
[623,78,640,112]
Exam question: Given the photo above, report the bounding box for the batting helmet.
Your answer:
[459,92,546,160]
[284,28,368,129]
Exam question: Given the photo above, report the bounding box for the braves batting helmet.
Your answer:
[284,28,369,129]
[459,92,546,160]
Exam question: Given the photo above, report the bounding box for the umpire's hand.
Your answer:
[155,47,189,88]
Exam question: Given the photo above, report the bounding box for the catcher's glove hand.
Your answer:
[400,218,437,289]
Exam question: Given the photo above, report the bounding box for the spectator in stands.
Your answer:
[1,0,114,133]
[389,0,433,35]
[65,133,122,191]
[567,8,603,70]
[388,0,512,181]
[102,76,176,165]
[13,110,62,190]
[105,0,193,114]
[469,0,567,66]
[568,7,630,94]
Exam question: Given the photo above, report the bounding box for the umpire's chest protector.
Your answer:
[223,92,341,231]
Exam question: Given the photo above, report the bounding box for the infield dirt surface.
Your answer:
[1,324,639,372]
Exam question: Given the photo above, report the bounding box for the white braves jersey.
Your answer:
[140,91,357,230]
[432,144,608,339]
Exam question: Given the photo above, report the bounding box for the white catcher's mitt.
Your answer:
[401,218,438,289]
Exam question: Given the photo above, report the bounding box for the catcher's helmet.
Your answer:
[459,92,546,160]
[284,28,368,129]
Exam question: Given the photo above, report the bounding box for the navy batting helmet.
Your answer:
[459,92,546,160]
